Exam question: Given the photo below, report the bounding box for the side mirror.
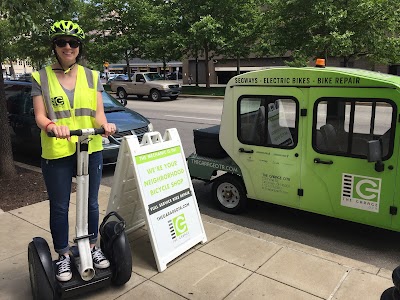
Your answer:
[367,140,384,172]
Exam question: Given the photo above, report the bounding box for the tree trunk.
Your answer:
[0,72,17,178]
[124,50,130,78]
[236,55,241,75]
[195,54,199,87]
[163,58,167,78]
[204,43,210,88]
[8,60,15,79]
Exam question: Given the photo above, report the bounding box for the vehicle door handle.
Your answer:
[314,158,333,165]
[239,148,254,153]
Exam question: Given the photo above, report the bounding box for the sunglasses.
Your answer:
[54,39,81,48]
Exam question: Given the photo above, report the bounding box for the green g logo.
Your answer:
[353,177,381,202]
[172,214,188,237]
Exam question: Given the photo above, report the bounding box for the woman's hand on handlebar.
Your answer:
[101,123,117,137]
[47,124,71,141]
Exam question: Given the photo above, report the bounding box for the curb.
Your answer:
[107,91,224,100]
[179,94,224,99]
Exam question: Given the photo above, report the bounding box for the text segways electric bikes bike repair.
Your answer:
[28,128,132,299]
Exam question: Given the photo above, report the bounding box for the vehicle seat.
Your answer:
[320,124,341,152]
[249,106,266,145]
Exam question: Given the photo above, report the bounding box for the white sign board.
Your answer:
[108,129,207,272]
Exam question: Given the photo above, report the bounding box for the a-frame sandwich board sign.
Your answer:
[106,128,207,272]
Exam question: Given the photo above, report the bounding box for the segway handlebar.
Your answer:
[47,127,106,137]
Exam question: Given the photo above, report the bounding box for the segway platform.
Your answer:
[56,247,112,299]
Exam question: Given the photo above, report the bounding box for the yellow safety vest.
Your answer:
[32,65,103,159]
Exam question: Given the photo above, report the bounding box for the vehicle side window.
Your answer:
[238,96,298,149]
[136,74,144,82]
[313,98,395,159]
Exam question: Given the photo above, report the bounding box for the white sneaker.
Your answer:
[56,254,72,282]
[91,247,110,269]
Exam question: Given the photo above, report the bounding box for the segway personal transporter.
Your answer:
[28,128,132,299]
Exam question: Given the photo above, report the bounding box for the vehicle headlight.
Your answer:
[102,136,110,144]
[148,122,154,132]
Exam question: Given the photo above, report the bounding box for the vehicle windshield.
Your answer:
[101,91,124,109]
[144,73,163,81]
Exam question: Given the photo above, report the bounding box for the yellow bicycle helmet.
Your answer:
[50,20,85,41]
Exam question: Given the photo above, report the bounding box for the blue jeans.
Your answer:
[41,151,103,255]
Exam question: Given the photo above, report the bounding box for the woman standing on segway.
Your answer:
[31,20,116,282]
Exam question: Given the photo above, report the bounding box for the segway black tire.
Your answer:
[393,266,400,291]
[101,221,132,286]
[28,241,57,300]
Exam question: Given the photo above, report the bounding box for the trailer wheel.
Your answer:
[212,174,247,214]
[28,242,56,300]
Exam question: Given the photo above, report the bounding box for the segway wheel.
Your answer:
[28,241,56,300]
[100,221,132,286]
[393,266,400,291]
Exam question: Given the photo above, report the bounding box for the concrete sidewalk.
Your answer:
[0,184,394,300]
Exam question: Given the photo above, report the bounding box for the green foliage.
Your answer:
[268,0,400,65]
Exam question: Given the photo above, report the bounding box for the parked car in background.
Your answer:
[166,72,182,80]
[4,80,153,165]
[107,74,129,85]
[17,73,32,81]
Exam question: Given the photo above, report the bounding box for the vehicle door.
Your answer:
[301,88,399,230]
[134,73,148,95]
[230,87,304,208]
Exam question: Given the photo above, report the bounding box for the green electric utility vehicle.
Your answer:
[187,64,400,232]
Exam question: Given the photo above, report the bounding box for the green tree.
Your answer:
[81,0,153,79]
[218,0,264,75]
[268,0,400,66]
[144,0,184,78]
[188,15,223,87]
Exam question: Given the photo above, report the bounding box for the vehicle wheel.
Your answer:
[150,89,161,102]
[101,221,132,286]
[381,287,395,300]
[392,266,400,291]
[393,287,400,299]
[28,242,56,300]
[212,174,247,214]
[117,88,127,99]
[170,96,178,100]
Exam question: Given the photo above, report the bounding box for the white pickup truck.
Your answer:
[110,72,182,101]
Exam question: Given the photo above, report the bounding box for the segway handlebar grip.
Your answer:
[47,128,106,137]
